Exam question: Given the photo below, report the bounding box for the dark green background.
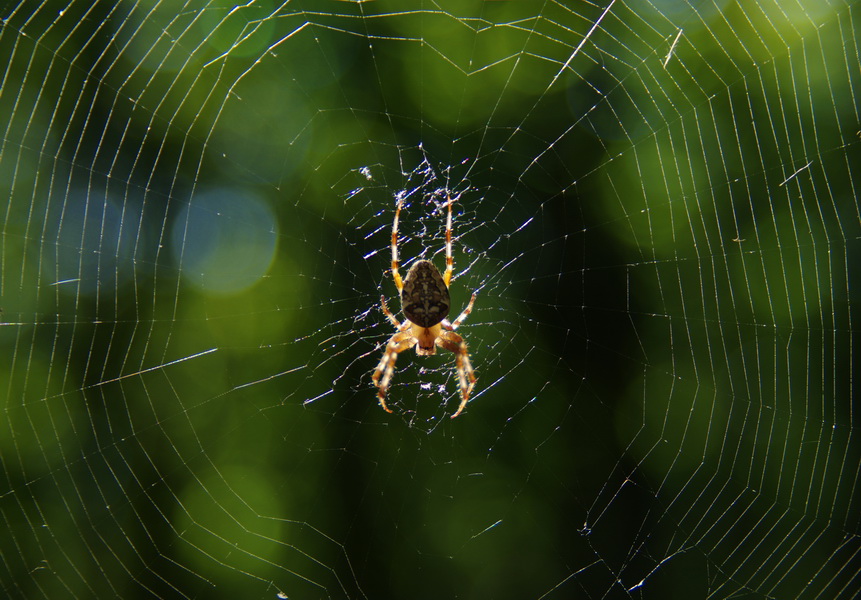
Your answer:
[1,1,859,598]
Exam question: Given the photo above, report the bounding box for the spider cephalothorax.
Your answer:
[371,193,477,418]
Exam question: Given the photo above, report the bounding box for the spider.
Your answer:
[371,192,477,418]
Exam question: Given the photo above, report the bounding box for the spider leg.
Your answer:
[391,195,405,292]
[380,295,404,329]
[444,292,476,330]
[372,331,416,413]
[437,330,476,418]
[442,193,456,287]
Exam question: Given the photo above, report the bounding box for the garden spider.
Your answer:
[371,192,477,418]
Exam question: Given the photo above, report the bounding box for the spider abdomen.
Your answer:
[401,259,450,327]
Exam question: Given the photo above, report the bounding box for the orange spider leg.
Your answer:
[437,330,476,418]
[380,295,405,329]
[391,196,405,292]
[372,331,417,413]
[442,193,455,286]
[445,293,476,330]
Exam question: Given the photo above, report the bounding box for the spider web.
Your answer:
[1,0,859,598]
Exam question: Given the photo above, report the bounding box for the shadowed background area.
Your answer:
[1,1,859,598]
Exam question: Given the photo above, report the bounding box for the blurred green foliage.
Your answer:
[1,1,858,599]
